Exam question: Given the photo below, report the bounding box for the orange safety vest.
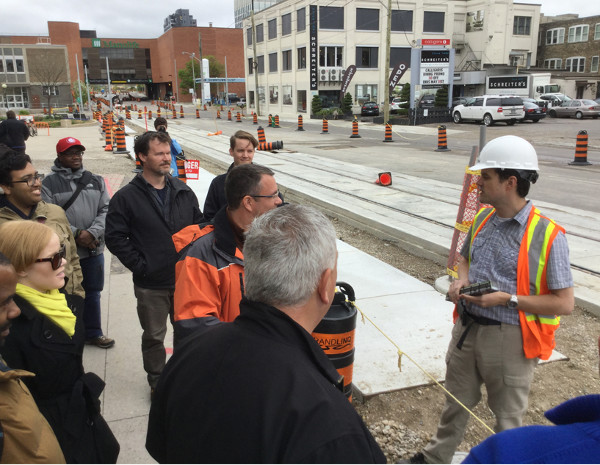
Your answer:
[467,205,565,360]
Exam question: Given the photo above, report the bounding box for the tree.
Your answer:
[435,86,449,108]
[311,95,322,116]
[341,92,353,115]
[399,83,411,109]
[71,80,90,108]
[178,55,225,99]
[28,48,69,114]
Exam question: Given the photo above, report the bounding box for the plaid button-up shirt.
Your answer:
[460,201,573,325]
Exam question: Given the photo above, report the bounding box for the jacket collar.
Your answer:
[0,197,49,222]
[51,159,85,180]
[237,299,345,390]
[213,206,242,258]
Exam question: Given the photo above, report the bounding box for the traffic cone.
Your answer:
[196,108,200,119]
[236,112,242,122]
[297,115,305,131]
[383,123,393,142]
[321,118,329,134]
[569,130,592,166]
[258,141,283,151]
[257,126,267,144]
[180,105,184,118]
[375,172,392,186]
[274,115,280,128]
[253,113,258,124]
[228,110,232,121]
[350,118,361,138]
[435,125,450,152]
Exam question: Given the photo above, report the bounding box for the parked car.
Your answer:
[451,97,468,108]
[452,95,525,126]
[539,93,572,108]
[520,101,546,123]
[418,94,435,108]
[361,102,379,116]
[548,99,600,119]
[390,100,407,113]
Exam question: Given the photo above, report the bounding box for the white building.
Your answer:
[242,0,541,117]
[235,0,280,28]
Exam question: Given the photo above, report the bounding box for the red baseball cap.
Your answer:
[56,137,86,154]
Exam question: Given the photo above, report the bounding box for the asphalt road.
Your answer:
[165,107,600,213]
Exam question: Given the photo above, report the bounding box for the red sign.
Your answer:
[184,160,199,180]
[421,39,450,46]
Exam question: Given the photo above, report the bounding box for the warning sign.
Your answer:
[184,160,200,180]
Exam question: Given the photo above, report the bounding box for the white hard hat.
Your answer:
[470,135,539,171]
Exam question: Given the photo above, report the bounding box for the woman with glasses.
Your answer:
[0,221,119,463]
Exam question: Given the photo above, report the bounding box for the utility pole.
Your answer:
[382,0,392,124]
[84,65,92,112]
[174,59,178,102]
[251,0,260,116]
[225,56,229,105]
[191,53,196,102]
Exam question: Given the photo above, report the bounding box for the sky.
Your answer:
[0,0,598,38]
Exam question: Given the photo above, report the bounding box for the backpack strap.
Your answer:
[62,171,93,211]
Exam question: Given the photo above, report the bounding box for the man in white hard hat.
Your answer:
[410,135,575,464]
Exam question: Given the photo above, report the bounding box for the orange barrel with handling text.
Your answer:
[311,282,357,402]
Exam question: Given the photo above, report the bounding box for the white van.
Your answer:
[452,95,525,126]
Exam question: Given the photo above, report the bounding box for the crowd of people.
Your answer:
[0,110,597,463]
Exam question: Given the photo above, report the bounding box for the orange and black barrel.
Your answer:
[569,130,592,166]
[297,114,304,131]
[321,118,329,134]
[196,108,200,119]
[113,126,129,154]
[236,112,242,123]
[228,110,232,121]
[274,115,280,128]
[148,110,153,120]
[383,123,393,142]
[257,141,283,151]
[350,118,361,138]
[180,105,184,118]
[157,107,161,118]
[253,112,258,124]
[176,157,187,183]
[257,126,267,144]
[137,109,142,119]
[172,108,177,119]
[435,125,450,152]
[312,282,357,402]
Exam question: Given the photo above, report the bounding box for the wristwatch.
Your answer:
[506,294,519,309]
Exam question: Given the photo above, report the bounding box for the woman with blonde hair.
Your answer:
[0,220,119,463]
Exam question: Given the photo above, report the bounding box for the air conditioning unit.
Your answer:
[329,68,340,82]
[319,68,330,82]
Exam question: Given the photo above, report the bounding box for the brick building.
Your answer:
[0,21,245,110]
[537,14,600,99]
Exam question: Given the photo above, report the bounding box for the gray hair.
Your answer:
[244,204,337,308]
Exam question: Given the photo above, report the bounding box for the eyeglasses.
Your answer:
[250,190,280,199]
[61,150,84,158]
[34,244,66,270]
[11,173,44,187]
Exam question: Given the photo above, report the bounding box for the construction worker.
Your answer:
[409,135,575,464]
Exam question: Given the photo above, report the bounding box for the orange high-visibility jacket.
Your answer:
[467,205,565,360]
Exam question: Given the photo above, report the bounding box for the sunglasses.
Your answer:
[34,244,66,270]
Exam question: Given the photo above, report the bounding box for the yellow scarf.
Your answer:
[15,283,76,337]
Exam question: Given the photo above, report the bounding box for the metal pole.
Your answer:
[106,57,113,113]
[251,5,260,116]
[75,54,84,119]
[174,59,178,102]
[382,0,392,124]
[198,32,205,103]
[225,56,229,106]
[479,124,486,152]
[84,65,92,112]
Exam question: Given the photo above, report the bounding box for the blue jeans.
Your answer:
[80,254,105,339]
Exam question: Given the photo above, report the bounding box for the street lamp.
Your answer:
[1,83,7,110]
[182,51,199,103]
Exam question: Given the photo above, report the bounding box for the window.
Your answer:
[247,27,253,46]
[256,24,264,43]
[282,13,291,36]
[297,7,306,32]
[544,58,562,69]
[565,56,585,72]
[356,8,379,31]
[319,46,343,67]
[546,28,565,44]
[269,85,278,104]
[591,56,599,72]
[297,47,306,69]
[282,85,292,105]
[5,59,14,73]
[513,16,531,35]
[248,58,254,75]
[42,86,59,96]
[595,23,600,40]
[355,84,377,104]
[268,19,277,40]
[356,47,378,68]
[319,6,344,30]
[257,55,264,74]
[258,86,265,103]
[282,50,292,71]
[268,52,277,72]
[568,25,589,43]
[391,10,413,32]
[390,48,411,67]
[423,11,444,33]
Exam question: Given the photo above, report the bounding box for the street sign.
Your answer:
[420,39,450,47]
[185,160,200,180]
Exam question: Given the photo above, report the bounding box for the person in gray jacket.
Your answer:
[41,137,115,349]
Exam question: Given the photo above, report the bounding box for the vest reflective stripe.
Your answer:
[468,205,564,360]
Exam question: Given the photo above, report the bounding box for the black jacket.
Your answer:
[1,294,119,463]
[146,298,385,464]
[105,174,203,289]
[0,118,29,149]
